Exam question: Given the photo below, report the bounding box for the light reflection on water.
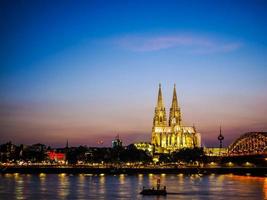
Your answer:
[0,173,265,200]
[58,173,70,199]
[15,173,24,200]
[264,178,267,200]
[77,174,85,199]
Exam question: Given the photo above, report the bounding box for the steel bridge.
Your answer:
[228,132,267,156]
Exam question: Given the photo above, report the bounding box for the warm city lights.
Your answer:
[1,0,266,199]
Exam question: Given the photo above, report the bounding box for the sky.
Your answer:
[0,0,267,147]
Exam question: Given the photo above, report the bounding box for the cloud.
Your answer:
[114,34,242,53]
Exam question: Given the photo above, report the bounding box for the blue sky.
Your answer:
[0,0,267,147]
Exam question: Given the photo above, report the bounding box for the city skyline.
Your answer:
[1,1,267,147]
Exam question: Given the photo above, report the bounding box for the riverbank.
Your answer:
[1,166,267,176]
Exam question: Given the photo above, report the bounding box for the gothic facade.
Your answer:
[151,84,201,153]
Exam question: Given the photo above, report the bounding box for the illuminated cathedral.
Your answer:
[152,84,201,153]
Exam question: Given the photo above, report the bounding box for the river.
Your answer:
[0,173,266,199]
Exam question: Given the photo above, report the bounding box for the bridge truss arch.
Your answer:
[228,132,267,156]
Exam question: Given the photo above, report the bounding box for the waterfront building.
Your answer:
[112,135,123,148]
[134,142,153,155]
[47,151,65,162]
[151,84,201,153]
[204,147,228,156]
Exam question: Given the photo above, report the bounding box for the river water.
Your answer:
[0,173,266,199]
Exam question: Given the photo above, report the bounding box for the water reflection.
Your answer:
[14,174,24,200]
[118,174,125,184]
[39,173,47,195]
[117,174,131,199]
[148,173,156,188]
[77,174,85,199]
[138,174,143,184]
[264,178,267,200]
[4,173,12,178]
[0,174,265,200]
[58,173,70,199]
[99,174,106,197]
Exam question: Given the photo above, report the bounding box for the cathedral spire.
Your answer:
[171,84,178,108]
[157,83,164,108]
[169,84,181,126]
[153,83,167,126]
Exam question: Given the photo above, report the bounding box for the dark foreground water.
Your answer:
[0,173,266,200]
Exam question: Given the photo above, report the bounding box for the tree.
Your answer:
[119,144,152,163]
[171,147,206,163]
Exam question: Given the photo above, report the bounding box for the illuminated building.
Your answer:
[204,147,228,156]
[134,142,153,155]
[151,84,201,153]
[48,151,65,161]
[112,135,123,148]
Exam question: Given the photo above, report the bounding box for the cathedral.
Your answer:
[151,84,201,153]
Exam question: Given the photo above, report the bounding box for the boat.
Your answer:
[140,179,167,196]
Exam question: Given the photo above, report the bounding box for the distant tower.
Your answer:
[169,84,181,126]
[153,84,167,127]
[218,126,224,155]
[66,139,69,149]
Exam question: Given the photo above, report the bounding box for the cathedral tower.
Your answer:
[151,84,201,153]
[153,84,167,126]
[169,84,181,126]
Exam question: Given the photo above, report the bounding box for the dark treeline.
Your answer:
[0,142,153,164]
[66,144,152,164]
[0,141,207,164]
[159,147,206,163]
[2,142,264,166]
